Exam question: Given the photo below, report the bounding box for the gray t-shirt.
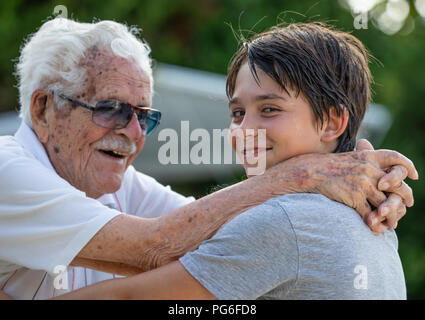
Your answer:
[179,193,406,300]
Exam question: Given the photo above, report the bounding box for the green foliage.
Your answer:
[0,0,424,298]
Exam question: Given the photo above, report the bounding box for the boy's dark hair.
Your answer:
[226,22,372,152]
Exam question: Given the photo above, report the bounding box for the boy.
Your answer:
[176,22,406,299]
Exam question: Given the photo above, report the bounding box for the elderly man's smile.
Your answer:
[93,132,138,167]
[95,140,136,160]
[97,148,128,161]
[95,148,134,168]
[99,150,129,158]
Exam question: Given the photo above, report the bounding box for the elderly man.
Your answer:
[0,18,417,300]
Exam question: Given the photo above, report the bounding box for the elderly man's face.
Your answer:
[42,54,151,198]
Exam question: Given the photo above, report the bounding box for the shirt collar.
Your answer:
[14,121,116,205]
[14,121,56,173]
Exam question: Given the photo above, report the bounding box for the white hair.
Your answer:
[16,18,153,128]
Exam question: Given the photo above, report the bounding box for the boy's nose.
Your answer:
[239,114,260,138]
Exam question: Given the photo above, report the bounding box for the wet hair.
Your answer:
[226,22,373,152]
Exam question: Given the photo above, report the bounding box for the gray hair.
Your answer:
[15,18,153,128]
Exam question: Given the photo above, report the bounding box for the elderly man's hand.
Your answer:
[356,139,414,233]
[271,139,418,233]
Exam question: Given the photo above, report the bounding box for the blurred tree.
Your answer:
[0,0,423,298]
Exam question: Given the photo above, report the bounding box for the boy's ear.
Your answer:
[30,89,53,144]
[320,105,349,143]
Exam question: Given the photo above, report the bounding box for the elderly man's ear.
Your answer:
[30,89,54,144]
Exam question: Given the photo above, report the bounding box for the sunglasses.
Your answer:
[54,92,161,136]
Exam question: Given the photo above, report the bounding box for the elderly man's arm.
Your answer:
[72,145,418,273]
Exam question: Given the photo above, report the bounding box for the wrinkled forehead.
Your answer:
[78,48,152,105]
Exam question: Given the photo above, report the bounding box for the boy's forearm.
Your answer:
[0,291,13,300]
[71,257,144,276]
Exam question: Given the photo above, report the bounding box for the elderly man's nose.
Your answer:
[115,113,142,141]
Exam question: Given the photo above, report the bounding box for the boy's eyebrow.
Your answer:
[228,97,241,106]
[254,93,287,101]
[229,93,286,106]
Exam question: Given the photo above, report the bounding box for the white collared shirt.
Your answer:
[0,121,194,299]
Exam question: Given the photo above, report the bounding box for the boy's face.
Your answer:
[229,62,330,173]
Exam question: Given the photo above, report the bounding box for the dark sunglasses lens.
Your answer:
[93,100,132,129]
[138,110,161,136]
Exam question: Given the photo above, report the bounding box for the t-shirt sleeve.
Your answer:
[179,198,299,300]
[0,152,121,275]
